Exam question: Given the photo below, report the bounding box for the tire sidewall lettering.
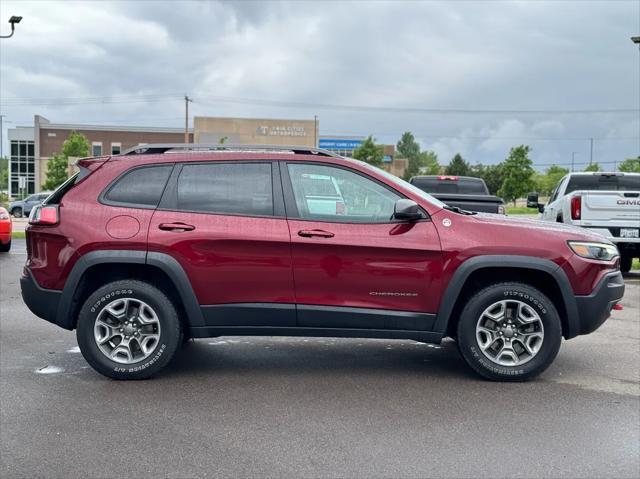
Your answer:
[90,289,134,313]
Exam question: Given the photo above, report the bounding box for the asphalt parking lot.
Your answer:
[1,239,639,478]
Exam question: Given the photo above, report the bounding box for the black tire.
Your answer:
[456,282,562,381]
[0,240,10,252]
[620,254,632,274]
[76,280,182,380]
[11,208,22,218]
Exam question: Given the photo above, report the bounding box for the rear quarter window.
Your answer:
[102,164,173,207]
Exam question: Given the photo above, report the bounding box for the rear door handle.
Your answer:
[159,222,196,232]
[298,229,334,238]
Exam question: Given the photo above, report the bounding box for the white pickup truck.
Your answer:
[527,172,640,272]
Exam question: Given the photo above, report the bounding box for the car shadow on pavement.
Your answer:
[161,338,478,381]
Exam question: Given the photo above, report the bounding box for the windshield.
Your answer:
[348,159,448,209]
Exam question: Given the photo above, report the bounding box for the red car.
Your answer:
[0,207,12,252]
[20,145,624,381]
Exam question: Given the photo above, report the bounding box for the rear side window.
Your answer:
[565,175,640,194]
[176,163,273,216]
[103,165,172,207]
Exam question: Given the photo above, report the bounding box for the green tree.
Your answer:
[470,163,505,195]
[42,131,91,190]
[583,162,601,172]
[417,150,440,175]
[0,157,8,192]
[352,136,383,167]
[42,154,70,191]
[396,132,420,160]
[498,145,535,205]
[62,130,90,158]
[618,157,640,173]
[535,164,569,195]
[445,153,471,176]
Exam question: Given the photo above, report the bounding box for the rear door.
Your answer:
[283,161,442,331]
[148,160,296,326]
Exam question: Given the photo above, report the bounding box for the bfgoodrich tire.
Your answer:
[457,282,562,381]
[76,280,181,380]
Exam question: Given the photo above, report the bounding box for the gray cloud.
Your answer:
[1,0,638,169]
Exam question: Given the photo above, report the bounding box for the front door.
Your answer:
[283,162,442,331]
[148,161,295,326]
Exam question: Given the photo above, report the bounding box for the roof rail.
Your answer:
[120,143,342,158]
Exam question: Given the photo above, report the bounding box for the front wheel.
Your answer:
[456,282,562,381]
[0,240,10,252]
[11,208,22,218]
[76,280,182,380]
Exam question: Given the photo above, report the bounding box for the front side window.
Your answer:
[177,163,273,216]
[287,163,401,223]
[103,165,172,207]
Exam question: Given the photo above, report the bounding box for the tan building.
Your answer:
[194,116,318,147]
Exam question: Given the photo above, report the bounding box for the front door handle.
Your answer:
[159,222,196,232]
[298,229,334,238]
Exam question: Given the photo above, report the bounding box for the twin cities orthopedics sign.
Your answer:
[256,125,307,137]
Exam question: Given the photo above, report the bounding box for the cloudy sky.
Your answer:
[0,0,638,170]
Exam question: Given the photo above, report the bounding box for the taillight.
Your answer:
[437,175,458,181]
[570,195,581,220]
[0,212,9,220]
[29,205,59,225]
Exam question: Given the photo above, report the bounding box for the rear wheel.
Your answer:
[456,282,562,381]
[76,280,181,380]
[620,254,632,274]
[0,240,10,252]
[11,208,22,218]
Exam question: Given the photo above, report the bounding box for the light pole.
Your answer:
[571,152,579,172]
[0,16,22,39]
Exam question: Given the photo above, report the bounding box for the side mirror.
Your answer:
[394,199,422,221]
[526,193,539,208]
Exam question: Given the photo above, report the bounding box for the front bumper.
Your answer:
[20,268,68,329]
[575,270,625,335]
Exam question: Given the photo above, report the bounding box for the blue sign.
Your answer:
[319,138,363,150]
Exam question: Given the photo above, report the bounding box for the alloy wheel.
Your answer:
[475,299,544,367]
[93,298,161,364]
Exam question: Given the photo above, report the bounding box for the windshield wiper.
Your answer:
[443,205,477,215]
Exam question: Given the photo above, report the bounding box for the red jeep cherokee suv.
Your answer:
[21,144,624,381]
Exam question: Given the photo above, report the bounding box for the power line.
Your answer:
[2,119,638,142]
[1,92,637,115]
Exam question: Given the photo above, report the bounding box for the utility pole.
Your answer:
[184,95,192,144]
[571,151,578,172]
[314,115,318,147]
[589,137,593,166]
[0,114,4,158]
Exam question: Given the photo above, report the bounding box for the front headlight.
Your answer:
[568,241,619,261]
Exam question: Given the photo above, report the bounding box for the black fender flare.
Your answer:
[433,255,580,339]
[56,250,204,329]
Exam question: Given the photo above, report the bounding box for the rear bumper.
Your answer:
[575,270,624,335]
[20,269,69,330]
[0,233,10,244]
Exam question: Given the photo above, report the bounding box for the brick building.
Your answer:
[7,115,191,197]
